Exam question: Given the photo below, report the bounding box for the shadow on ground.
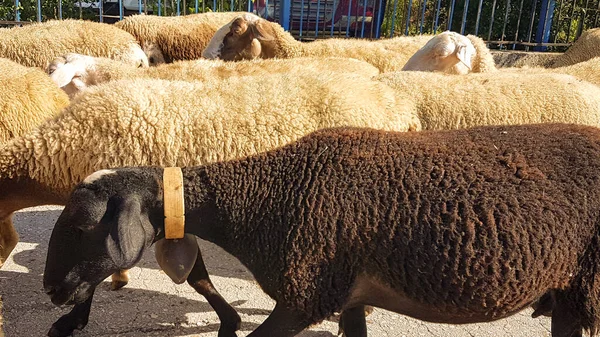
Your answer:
[0,208,338,337]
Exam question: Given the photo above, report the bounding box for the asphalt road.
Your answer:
[0,206,554,337]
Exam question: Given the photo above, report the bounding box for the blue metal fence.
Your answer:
[1,0,599,50]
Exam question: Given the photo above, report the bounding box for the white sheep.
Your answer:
[376,70,600,131]
[0,58,70,143]
[550,27,600,68]
[202,13,496,73]
[501,56,600,86]
[0,19,148,69]
[402,30,496,74]
[491,50,562,68]
[492,28,600,69]
[47,53,380,97]
[115,12,248,65]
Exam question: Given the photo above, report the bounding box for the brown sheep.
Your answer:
[44,123,600,336]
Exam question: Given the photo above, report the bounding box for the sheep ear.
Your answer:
[50,63,77,88]
[456,44,473,70]
[250,20,274,41]
[106,196,152,269]
[154,234,198,284]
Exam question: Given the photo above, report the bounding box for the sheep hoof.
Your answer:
[217,328,238,337]
[217,313,241,337]
[110,280,128,291]
[47,314,88,337]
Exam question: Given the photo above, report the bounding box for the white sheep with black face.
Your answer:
[202,13,497,74]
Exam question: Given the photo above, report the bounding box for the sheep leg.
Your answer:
[0,214,18,267]
[110,269,130,290]
[47,289,95,337]
[337,305,368,337]
[187,248,241,337]
[551,293,583,337]
[531,290,555,318]
[246,303,313,337]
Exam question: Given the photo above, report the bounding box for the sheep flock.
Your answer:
[1,10,600,337]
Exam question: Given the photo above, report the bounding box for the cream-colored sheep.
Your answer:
[47,53,380,96]
[501,56,600,86]
[115,12,248,65]
[201,13,497,73]
[492,28,600,69]
[550,27,600,68]
[0,71,420,266]
[402,31,496,74]
[0,58,70,143]
[0,19,148,69]
[376,71,600,131]
[491,50,562,68]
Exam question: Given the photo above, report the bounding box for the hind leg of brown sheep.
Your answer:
[551,292,583,337]
[338,305,368,337]
[246,303,313,337]
[0,215,19,267]
[187,248,241,337]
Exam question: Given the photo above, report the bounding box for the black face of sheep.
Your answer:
[43,168,242,337]
[43,168,162,308]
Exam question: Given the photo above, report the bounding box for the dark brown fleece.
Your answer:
[183,123,600,332]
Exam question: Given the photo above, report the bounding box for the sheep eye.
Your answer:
[149,57,155,64]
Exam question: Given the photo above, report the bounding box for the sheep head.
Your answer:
[47,53,100,98]
[220,17,274,61]
[118,42,150,68]
[202,14,274,61]
[143,42,167,66]
[43,167,199,305]
[402,31,477,74]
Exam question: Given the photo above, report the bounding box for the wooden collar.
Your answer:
[163,167,185,239]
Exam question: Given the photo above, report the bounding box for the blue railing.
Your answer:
[1,0,599,50]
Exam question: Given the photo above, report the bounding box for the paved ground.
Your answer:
[0,206,555,337]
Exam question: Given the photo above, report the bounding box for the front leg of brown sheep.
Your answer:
[187,248,241,337]
[47,251,241,337]
[47,289,94,337]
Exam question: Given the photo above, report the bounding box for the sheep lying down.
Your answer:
[44,123,600,337]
